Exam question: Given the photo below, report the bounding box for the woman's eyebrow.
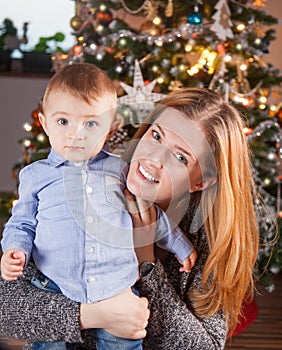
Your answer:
[155,123,165,137]
[175,145,194,159]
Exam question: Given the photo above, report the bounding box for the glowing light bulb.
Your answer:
[153,17,161,25]
[99,4,106,11]
[237,24,245,31]
[185,44,192,52]
[23,123,32,132]
[23,140,31,147]
[240,63,247,71]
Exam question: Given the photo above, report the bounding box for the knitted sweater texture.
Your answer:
[0,215,226,349]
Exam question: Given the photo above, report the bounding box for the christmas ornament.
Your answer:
[187,6,202,25]
[210,0,234,41]
[140,20,161,36]
[118,60,166,124]
[71,0,89,32]
[168,80,183,91]
[70,15,83,31]
[230,62,251,95]
[119,60,165,104]
[165,0,174,18]
[252,0,267,8]
[143,0,158,20]
[252,21,267,38]
[119,0,148,15]
[95,8,113,26]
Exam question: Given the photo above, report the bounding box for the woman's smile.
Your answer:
[138,164,159,183]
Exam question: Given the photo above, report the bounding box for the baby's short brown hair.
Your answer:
[42,63,117,110]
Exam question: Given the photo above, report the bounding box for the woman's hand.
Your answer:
[80,287,150,339]
[124,189,156,264]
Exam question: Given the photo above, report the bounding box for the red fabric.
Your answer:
[230,299,258,338]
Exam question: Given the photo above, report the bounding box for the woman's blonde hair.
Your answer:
[127,87,260,333]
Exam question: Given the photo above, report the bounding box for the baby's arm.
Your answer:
[155,208,197,272]
[177,249,198,273]
[1,249,26,281]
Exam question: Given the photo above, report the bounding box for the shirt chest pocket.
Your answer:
[37,177,84,221]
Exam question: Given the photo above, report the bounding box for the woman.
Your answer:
[0,88,259,349]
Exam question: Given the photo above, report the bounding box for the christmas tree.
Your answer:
[1,0,281,289]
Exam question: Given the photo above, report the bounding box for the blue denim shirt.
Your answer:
[2,147,193,303]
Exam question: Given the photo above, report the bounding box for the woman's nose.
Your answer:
[68,126,85,140]
[144,158,163,169]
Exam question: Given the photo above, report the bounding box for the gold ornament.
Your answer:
[168,80,183,91]
[252,0,266,8]
[165,0,174,17]
[231,78,251,94]
[143,0,158,20]
[70,15,83,31]
[140,20,161,36]
[230,61,251,94]
[252,22,267,38]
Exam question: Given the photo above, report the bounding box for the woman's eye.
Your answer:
[58,118,68,126]
[176,153,188,165]
[86,121,97,128]
[152,130,161,141]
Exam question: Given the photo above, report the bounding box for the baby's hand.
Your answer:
[177,250,198,273]
[1,249,26,281]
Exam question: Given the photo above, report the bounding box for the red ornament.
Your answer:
[95,9,113,26]
[216,43,225,55]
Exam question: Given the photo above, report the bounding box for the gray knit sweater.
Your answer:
[0,217,226,349]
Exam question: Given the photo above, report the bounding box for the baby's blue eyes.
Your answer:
[86,121,97,128]
[57,119,97,128]
[58,118,68,126]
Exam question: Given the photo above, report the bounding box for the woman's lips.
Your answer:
[138,164,159,183]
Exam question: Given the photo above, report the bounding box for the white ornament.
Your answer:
[118,60,165,124]
[210,0,234,41]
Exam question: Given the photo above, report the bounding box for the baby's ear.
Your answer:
[38,112,48,136]
[106,114,124,140]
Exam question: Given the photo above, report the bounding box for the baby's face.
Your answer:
[39,90,116,162]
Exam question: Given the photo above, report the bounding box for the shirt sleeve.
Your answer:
[138,258,226,350]
[1,166,38,263]
[155,207,194,261]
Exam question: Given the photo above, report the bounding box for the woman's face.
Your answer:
[126,108,214,209]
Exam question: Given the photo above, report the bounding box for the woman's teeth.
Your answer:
[139,165,159,183]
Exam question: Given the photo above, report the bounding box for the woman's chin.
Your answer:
[126,181,140,197]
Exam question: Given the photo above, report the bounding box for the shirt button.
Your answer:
[86,186,93,193]
[87,247,94,254]
[87,216,93,224]
[88,276,96,283]
[87,297,92,303]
